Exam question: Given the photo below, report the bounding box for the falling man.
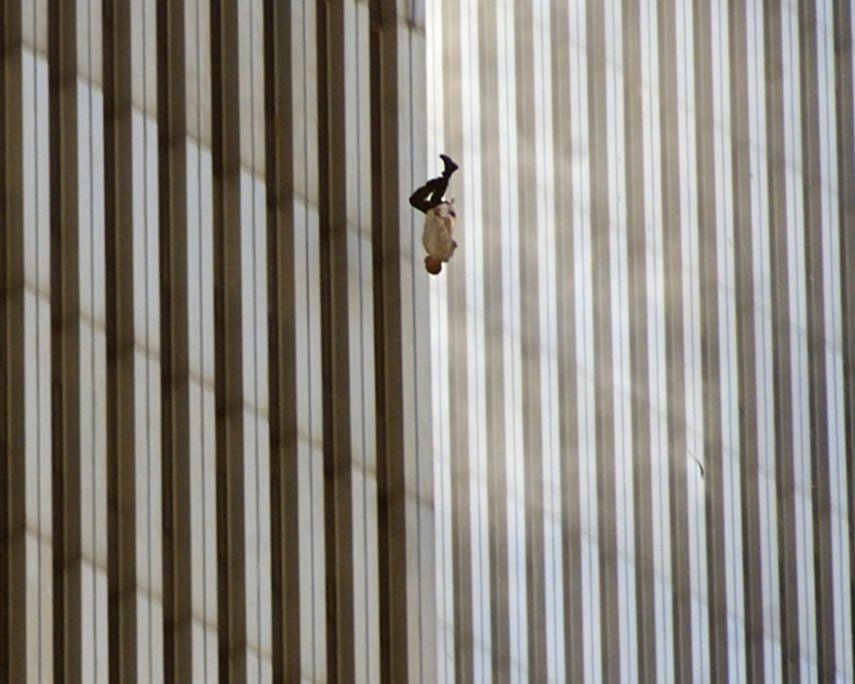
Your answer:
[409,154,459,275]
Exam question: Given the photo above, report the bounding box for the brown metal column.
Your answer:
[0,0,28,679]
[48,0,84,678]
[157,0,195,679]
[103,0,138,679]
[318,1,356,680]
[370,3,409,681]
[264,0,303,680]
[210,0,248,679]
[371,1,436,681]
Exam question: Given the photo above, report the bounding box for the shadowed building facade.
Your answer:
[2,0,433,681]
[2,0,854,682]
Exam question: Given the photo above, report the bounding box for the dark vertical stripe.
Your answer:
[656,0,693,679]
[476,0,511,679]
[157,1,193,679]
[729,0,766,679]
[210,0,248,679]
[798,1,837,678]
[808,0,847,675]
[317,2,356,680]
[103,0,138,680]
[586,3,620,680]
[763,3,802,679]
[0,1,27,680]
[439,0,473,679]
[263,1,302,680]
[692,2,729,680]
[833,0,855,661]
[369,2,411,681]
[48,1,83,679]
[550,1,584,681]
[513,2,547,680]
[621,0,657,679]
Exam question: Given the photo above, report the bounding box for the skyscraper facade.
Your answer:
[428,0,854,681]
[2,0,434,681]
[2,0,854,682]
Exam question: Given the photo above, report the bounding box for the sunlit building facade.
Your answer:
[428,0,854,681]
[1,0,854,682]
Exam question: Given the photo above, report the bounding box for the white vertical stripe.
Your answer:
[21,5,54,673]
[497,1,528,680]
[130,1,165,677]
[673,0,711,680]
[362,2,379,678]
[343,3,381,681]
[710,0,749,679]
[236,0,272,676]
[182,0,219,677]
[186,139,220,682]
[639,0,675,680]
[780,3,818,679]
[532,1,565,681]
[407,19,439,680]
[77,2,109,678]
[290,2,327,679]
[148,3,164,672]
[458,1,491,680]
[567,0,602,680]
[816,0,853,678]
[426,1,455,680]
[603,0,639,679]
[745,1,783,679]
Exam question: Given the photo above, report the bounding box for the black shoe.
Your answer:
[440,153,459,177]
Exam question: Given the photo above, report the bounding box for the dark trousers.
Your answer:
[409,175,450,214]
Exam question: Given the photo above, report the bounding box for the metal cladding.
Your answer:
[2,0,854,682]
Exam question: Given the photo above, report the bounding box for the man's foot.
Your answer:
[440,153,458,177]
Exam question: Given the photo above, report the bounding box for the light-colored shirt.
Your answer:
[422,203,457,263]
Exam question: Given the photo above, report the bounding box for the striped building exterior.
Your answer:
[2,0,434,681]
[0,1,853,684]
[428,0,854,682]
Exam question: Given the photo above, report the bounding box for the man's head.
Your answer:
[425,255,443,274]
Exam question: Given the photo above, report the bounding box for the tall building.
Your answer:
[428,0,854,682]
[1,1,853,684]
[3,0,433,681]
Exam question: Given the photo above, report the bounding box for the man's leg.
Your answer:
[409,154,458,212]
[409,175,449,212]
